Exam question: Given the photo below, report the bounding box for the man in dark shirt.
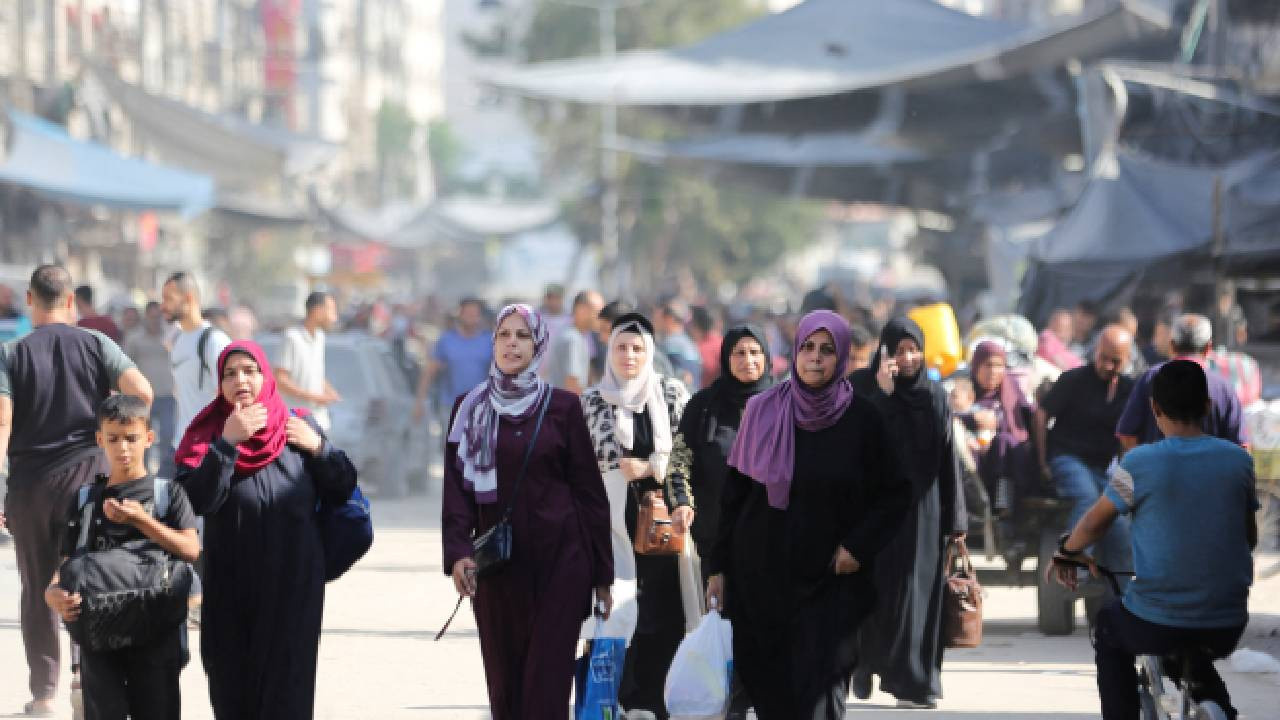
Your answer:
[1035,325,1136,571]
[74,284,122,343]
[0,265,152,715]
[1116,314,1244,450]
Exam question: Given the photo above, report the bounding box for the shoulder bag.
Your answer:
[633,488,684,556]
[293,411,374,583]
[943,537,983,648]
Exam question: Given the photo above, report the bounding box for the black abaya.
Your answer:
[709,401,909,720]
[848,318,967,704]
[177,436,357,720]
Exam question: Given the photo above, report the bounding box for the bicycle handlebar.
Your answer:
[1050,553,1134,596]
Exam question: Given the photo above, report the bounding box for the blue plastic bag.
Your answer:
[575,624,627,720]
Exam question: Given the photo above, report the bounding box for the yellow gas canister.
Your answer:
[907,302,963,378]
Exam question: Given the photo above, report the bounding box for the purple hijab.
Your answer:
[971,340,1031,444]
[447,303,551,504]
[727,310,854,509]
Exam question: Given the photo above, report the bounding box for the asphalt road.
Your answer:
[1,491,1277,719]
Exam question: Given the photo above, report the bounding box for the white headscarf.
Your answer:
[447,304,551,504]
[597,320,672,479]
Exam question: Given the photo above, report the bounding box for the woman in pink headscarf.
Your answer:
[704,310,910,720]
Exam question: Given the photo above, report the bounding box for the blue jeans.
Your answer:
[1051,455,1133,572]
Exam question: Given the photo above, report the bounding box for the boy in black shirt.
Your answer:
[44,395,200,720]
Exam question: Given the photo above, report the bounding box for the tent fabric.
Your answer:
[91,66,337,190]
[611,132,925,167]
[486,0,1154,106]
[0,110,214,217]
[1029,148,1280,264]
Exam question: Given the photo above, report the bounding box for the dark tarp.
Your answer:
[1018,148,1280,324]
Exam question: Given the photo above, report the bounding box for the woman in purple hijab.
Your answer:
[705,310,910,720]
[440,304,614,719]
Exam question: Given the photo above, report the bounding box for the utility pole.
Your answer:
[599,0,623,297]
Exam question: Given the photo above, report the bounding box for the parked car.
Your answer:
[256,332,432,498]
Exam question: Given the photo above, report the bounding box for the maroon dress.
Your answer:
[441,389,614,720]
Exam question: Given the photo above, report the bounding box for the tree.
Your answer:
[519,0,822,293]
[375,100,418,200]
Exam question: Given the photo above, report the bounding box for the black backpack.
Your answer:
[58,476,195,652]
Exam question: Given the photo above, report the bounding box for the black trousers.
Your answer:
[1093,600,1244,720]
[80,629,184,720]
[5,450,105,700]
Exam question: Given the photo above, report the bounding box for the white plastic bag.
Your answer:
[664,609,733,720]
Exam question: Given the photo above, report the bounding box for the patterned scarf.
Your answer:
[447,304,550,504]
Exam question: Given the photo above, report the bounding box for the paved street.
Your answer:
[2,490,1277,719]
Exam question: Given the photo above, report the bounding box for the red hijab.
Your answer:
[174,340,299,477]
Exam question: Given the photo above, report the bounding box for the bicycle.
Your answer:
[1050,555,1232,720]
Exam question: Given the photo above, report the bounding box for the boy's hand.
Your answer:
[102,497,146,526]
[45,586,82,622]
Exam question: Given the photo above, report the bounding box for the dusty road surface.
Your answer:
[3,492,1277,719]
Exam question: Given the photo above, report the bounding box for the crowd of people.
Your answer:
[0,261,1267,720]
[0,265,351,720]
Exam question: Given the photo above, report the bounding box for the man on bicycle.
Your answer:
[1050,360,1258,719]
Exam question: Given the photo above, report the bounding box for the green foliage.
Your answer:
[376,100,419,199]
[427,119,463,194]
[520,0,822,290]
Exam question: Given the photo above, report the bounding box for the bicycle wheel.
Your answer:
[1137,656,1168,720]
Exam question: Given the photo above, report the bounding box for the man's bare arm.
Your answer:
[274,368,318,404]
[116,368,154,406]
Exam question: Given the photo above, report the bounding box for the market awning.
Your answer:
[0,109,214,217]
[89,66,338,191]
[486,0,1165,106]
[611,132,925,167]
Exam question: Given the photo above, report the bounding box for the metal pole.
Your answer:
[599,0,622,296]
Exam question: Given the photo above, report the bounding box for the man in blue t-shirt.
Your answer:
[413,297,493,421]
[1116,313,1244,450]
[1051,360,1257,719]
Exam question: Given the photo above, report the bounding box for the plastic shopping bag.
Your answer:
[664,609,733,720]
[575,623,627,720]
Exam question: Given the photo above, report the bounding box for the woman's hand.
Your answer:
[671,506,695,535]
[973,409,999,433]
[102,497,146,526]
[705,573,726,612]
[875,345,897,395]
[286,416,323,455]
[451,558,479,598]
[45,586,81,622]
[594,585,613,620]
[832,546,861,575]
[618,458,651,482]
[223,402,268,445]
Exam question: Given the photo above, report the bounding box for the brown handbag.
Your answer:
[633,490,684,555]
[943,538,984,648]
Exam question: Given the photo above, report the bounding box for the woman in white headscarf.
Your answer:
[441,304,613,720]
[580,312,692,719]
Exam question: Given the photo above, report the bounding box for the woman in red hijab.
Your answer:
[174,341,357,720]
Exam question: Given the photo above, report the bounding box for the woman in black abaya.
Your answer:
[848,317,966,709]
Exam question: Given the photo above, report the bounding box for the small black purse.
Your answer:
[437,392,551,639]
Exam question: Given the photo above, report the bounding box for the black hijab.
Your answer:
[850,317,951,491]
[701,324,774,441]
